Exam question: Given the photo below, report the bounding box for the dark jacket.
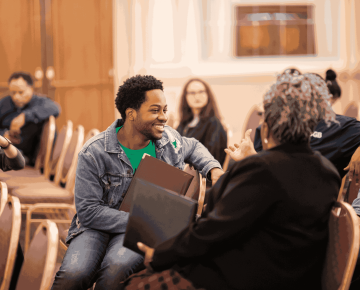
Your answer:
[0,149,25,171]
[177,116,227,166]
[0,95,60,165]
[254,114,360,178]
[151,142,340,290]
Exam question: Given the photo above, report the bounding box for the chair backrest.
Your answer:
[322,201,360,290]
[0,196,21,290]
[343,101,359,120]
[63,128,100,193]
[0,182,8,216]
[46,120,73,182]
[34,116,56,174]
[55,125,85,186]
[241,104,264,142]
[15,220,59,290]
[197,174,206,217]
[184,164,200,199]
[84,129,100,143]
[337,173,359,205]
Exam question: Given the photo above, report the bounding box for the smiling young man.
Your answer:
[51,75,224,290]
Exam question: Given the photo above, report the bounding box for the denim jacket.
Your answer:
[66,119,222,244]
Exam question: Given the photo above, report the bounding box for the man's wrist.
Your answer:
[1,136,12,149]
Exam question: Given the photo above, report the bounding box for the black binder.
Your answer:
[119,154,194,212]
[123,178,198,255]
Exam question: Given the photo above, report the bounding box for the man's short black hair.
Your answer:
[115,75,163,121]
[8,71,34,87]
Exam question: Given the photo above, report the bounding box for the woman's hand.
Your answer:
[137,242,155,271]
[224,129,257,162]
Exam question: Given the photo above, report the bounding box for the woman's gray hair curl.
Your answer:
[263,72,337,144]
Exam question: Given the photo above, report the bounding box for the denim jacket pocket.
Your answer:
[100,173,123,207]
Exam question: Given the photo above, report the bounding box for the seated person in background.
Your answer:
[176,78,227,166]
[254,68,360,181]
[121,71,340,290]
[51,75,224,290]
[0,72,60,166]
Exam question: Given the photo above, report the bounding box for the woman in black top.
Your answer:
[121,72,340,290]
[176,78,227,166]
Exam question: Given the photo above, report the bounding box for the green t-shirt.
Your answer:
[116,126,156,173]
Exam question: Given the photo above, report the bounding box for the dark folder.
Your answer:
[119,154,194,212]
[123,178,198,255]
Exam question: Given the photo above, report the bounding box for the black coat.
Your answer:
[177,116,227,166]
[151,142,340,290]
[0,149,25,171]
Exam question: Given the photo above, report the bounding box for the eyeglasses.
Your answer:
[186,90,206,96]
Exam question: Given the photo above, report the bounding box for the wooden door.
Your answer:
[44,0,115,133]
[0,1,42,97]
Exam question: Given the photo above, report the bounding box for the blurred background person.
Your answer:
[177,78,227,167]
[0,72,60,166]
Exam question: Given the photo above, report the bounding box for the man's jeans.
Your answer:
[51,230,144,290]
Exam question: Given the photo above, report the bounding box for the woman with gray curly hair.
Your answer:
[120,72,340,290]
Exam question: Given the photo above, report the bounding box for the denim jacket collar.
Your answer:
[104,119,170,154]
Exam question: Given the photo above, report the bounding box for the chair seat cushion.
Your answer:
[6,175,48,190]
[11,182,73,204]
[0,167,42,182]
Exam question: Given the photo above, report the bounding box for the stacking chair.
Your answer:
[9,122,78,214]
[0,196,21,290]
[4,120,73,193]
[322,201,360,290]
[0,182,8,216]
[0,116,56,183]
[241,103,264,143]
[23,128,99,252]
[15,220,59,290]
[183,164,206,217]
[337,173,360,205]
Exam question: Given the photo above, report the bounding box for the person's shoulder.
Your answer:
[0,96,11,105]
[335,114,360,125]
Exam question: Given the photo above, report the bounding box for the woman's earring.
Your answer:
[264,138,268,144]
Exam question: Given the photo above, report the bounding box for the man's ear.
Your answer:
[126,108,136,121]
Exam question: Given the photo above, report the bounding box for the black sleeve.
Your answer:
[0,149,26,171]
[150,156,279,271]
[254,124,263,152]
[203,118,227,166]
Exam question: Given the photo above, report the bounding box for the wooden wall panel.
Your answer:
[0,0,41,94]
[50,0,115,133]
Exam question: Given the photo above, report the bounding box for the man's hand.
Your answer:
[224,129,257,162]
[344,146,360,185]
[10,113,25,133]
[3,130,21,145]
[137,242,155,271]
[210,168,224,185]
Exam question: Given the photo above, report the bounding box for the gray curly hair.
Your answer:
[263,71,337,144]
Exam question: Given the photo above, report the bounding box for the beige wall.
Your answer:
[113,0,360,145]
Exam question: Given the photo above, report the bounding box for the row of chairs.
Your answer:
[0,183,59,290]
[0,116,100,252]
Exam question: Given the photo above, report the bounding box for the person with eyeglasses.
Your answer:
[176,78,227,167]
